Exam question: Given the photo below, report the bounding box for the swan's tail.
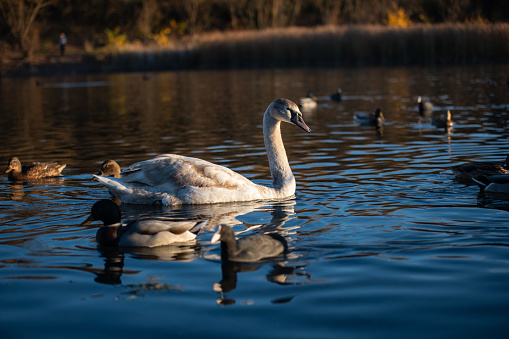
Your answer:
[93,175,133,197]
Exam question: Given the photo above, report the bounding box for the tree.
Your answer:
[0,0,53,58]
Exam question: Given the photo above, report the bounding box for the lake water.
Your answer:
[1,65,509,338]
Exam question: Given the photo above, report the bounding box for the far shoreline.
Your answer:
[2,24,508,78]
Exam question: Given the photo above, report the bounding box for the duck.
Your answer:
[4,157,66,181]
[472,174,509,194]
[80,199,208,247]
[354,108,384,127]
[94,98,311,205]
[450,155,509,184]
[418,96,433,117]
[97,160,121,178]
[210,225,288,262]
[432,110,454,129]
[298,93,317,111]
[330,88,342,102]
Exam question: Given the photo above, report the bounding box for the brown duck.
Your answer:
[4,157,66,181]
[97,160,121,178]
[450,155,509,184]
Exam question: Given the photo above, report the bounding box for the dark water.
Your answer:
[1,65,509,338]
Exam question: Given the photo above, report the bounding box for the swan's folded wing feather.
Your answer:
[120,154,252,189]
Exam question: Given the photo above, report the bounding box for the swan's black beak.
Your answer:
[290,109,311,133]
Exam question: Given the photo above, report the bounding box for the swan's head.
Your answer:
[268,98,311,133]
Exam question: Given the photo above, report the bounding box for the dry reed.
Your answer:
[104,23,509,71]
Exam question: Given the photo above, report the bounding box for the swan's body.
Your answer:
[81,199,207,247]
[4,157,66,181]
[94,98,311,205]
[211,225,288,262]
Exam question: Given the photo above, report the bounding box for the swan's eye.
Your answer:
[287,108,299,117]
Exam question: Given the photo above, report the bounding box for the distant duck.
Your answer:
[354,108,384,128]
[450,155,509,184]
[299,93,317,110]
[432,110,454,129]
[97,160,121,178]
[211,225,288,262]
[81,199,208,247]
[472,174,509,194]
[418,96,434,117]
[4,157,66,181]
[330,88,342,102]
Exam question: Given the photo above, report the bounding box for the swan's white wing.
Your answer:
[121,154,253,189]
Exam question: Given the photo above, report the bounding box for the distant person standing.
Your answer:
[59,32,67,56]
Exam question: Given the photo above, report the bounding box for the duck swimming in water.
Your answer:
[451,155,509,184]
[81,199,208,247]
[4,157,66,181]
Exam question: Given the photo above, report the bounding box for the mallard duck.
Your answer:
[97,160,121,178]
[299,93,317,110]
[472,174,509,194]
[330,88,342,102]
[354,108,384,127]
[4,157,66,181]
[81,199,208,247]
[211,225,287,262]
[450,155,509,184]
[418,96,433,117]
[94,98,311,205]
[432,110,454,129]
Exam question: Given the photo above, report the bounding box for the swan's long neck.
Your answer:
[263,114,295,193]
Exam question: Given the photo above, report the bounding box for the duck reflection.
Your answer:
[83,198,298,287]
[207,200,311,305]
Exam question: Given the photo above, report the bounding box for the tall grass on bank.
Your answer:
[105,23,509,71]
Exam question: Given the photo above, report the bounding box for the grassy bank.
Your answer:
[3,23,509,76]
[109,23,509,70]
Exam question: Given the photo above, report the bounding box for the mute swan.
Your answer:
[94,98,311,205]
[97,160,121,178]
[81,199,208,247]
[211,225,288,262]
[450,155,509,184]
[4,157,66,181]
